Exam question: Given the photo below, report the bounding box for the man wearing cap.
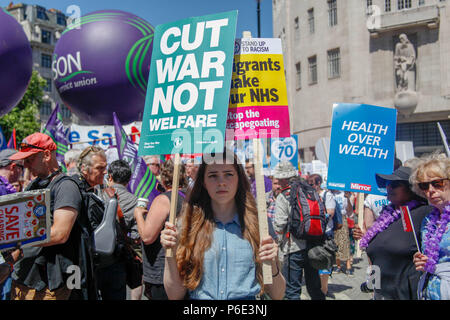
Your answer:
[8,133,82,300]
[0,149,23,195]
[273,161,325,300]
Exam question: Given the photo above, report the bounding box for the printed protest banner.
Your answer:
[226,38,290,140]
[139,11,238,156]
[69,122,142,149]
[327,103,397,196]
[0,190,50,251]
[270,135,298,172]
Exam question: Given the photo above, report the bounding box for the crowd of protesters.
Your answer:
[0,132,449,300]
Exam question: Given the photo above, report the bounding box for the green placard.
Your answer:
[139,11,238,156]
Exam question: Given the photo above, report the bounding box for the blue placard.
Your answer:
[270,135,298,171]
[326,103,397,195]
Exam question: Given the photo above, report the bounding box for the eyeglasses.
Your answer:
[417,179,448,191]
[19,143,46,152]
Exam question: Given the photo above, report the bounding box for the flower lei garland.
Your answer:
[359,199,423,249]
[423,203,450,274]
[0,176,16,194]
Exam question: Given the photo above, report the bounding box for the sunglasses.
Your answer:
[417,179,448,191]
[19,143,46,152]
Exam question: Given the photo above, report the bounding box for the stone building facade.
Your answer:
[273,0,450,162]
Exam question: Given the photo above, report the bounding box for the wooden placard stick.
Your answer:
[166,153,181,258]
[355,192,365,258]
[252,138,273,285]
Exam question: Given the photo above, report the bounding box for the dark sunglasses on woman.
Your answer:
[417,179,448,191]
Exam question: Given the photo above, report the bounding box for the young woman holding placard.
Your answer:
[160,151,285,300]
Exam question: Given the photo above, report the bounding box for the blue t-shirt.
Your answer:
[189,214,276,300]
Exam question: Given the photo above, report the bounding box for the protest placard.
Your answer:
[270,135,298,172]
[138,11,237,257]
[0,190,50,251]
[226,38,290,140]
[226,37,291,284]
[327,103,397,196]
[139,11,238,157]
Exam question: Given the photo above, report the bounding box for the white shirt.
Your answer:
[364,194,389,219]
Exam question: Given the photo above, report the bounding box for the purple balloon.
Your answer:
[0,8,33,116]
[53,10,154,125]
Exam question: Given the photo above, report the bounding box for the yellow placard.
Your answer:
[230,54,288,109]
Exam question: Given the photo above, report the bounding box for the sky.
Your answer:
[0,0,273,38]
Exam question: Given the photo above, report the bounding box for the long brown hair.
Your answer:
[176,152,263,293]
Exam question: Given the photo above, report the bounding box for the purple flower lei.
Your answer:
[0,176,16,194]
[359,199,423,249]
[423,203,450,274]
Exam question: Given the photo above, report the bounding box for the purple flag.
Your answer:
[113,112,159,203]
[43,104,69,172]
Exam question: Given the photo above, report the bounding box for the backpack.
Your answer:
[323,191,343,231]
[282,179,327,243]
[48,175,121,300]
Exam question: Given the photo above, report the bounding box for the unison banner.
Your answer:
[226,38,290,140]
[326,103,397,195]
[139,11,238,156]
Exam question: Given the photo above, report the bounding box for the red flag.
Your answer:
[7,128,16,150]
[400,206,413,232]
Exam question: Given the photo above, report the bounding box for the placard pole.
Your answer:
[166,153,181,258]
[253,139,273,285]
[355,192,364,258]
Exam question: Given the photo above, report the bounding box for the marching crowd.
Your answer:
[0,131,449,300]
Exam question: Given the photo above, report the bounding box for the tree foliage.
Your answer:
[0,71,44,144]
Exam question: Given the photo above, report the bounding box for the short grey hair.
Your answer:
[64,149,82,165]
[77,146,106,174]
[143,155,160,165]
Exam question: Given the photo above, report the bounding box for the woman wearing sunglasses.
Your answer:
[411,154,450,300]
[353,166,431,299]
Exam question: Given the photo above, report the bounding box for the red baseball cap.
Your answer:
[9,133,57,160]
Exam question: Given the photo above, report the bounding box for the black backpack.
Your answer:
[48,175,122,300]
[282,179,327,243]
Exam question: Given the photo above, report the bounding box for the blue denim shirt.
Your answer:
[189,214,261,300]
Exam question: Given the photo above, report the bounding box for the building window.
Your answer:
[36,6,48,21]
[398,0,412,10]
[308,8,314,34]
[385,0,391,12]
[57,13,66,26]
[328,0,338,26]
[41,54,52,68]
[41,30,52,44]
[294,17,300,39]
[327,48,341,79]
[367,0,373,15]
[61,105,72,119]
[396,120,450,156]
[295,62,301,90]
[308,55,317,85]
[44,77,52,92]
[40,102,52,118]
